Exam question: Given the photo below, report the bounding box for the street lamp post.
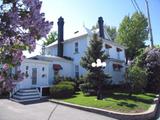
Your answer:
[91,59,106,100]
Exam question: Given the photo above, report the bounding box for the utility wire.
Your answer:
[131,0,138,12]
[131,0,142,14]
[133,0,142,13]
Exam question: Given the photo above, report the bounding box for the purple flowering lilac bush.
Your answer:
[0,0,53,92]
[133,47,160,93]
[142,48,160,93]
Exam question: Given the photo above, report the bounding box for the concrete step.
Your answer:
[10,97,40,102]
[11,88,41,102]
[13,94,40,99]
[16,92,39,96]
[19,89,38,93]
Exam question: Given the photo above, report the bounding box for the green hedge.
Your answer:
[50,82,75,98]
[59,81,76,89]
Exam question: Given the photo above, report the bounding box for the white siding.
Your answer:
[45,34,126,84]
[19,60,50,89]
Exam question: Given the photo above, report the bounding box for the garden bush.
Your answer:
[79,83,96,95]
[50,83,74,98]
[59,81,76,90]
[127,65,147,96]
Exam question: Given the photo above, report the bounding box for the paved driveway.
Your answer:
[0,99,117,120]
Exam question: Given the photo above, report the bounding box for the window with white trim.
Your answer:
[74,42,79,53]
[75,65,79,78]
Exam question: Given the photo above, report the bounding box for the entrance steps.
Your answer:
[10,88,40,102]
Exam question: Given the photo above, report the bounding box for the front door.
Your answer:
[32,68,37,86]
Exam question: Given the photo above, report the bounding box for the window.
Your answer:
[105,44,112,57]
[75,65,79,78]
[116,48,122,60]
[113,63,123,71]
[26,66,29,70]
[117,52,120,59]
[42,67,45,71]
[74,42,79,53]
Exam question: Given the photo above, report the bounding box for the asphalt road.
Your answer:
[0,99,117,120]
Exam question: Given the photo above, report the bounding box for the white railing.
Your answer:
[10,83,20,97]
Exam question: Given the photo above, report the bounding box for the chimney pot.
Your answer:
[98,17,105,39]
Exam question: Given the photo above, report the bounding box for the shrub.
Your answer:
[127,65,147,95]
[79,83,96,95]
[79,83,89,93]
[59,81,76,90]
[50,84,74,98]
[63,77,75,82]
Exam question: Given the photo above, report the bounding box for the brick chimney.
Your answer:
[98,17,105,39]
[57,17,64,57]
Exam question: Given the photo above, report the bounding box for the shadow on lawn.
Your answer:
[117,102,137,108]
[104,93,154,104]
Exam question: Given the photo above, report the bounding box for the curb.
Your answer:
[49,95,160,120]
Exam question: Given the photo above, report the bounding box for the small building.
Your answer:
[10,17,126,102]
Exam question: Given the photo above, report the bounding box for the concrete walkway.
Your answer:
[0,99,117,120]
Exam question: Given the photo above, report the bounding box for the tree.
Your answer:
[43,31,58,46]
[80,33,110,99]
[0,0,53,92]
[105,26,117,41]
[127,65,147,96]
[92,24,117,41]
[116,12,148,61]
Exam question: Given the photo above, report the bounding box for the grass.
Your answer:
[57,92,156,113]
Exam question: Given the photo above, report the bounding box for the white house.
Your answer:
[10,17,126,102]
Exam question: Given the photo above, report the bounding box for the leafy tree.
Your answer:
[105,26,117,41]
[43,31,58,46]
[116,12,148,61]
[127,65,147,96]
[80,33,110,99]
[92,24,117,41]
[0,0,53,92]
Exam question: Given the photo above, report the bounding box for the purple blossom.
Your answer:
[0,0,53,92]
[3,64,9,70]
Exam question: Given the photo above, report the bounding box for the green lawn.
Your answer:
[58,92,156,113]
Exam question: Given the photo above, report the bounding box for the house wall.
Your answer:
[104,60,125,84]
[18,58,74,89]
[46,34,126,84]
[19,59,50,89]
[48,59,74,85]
[63,36,88,76]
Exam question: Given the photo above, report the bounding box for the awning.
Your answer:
[116,47,122,52]
[113,63,123,68]
[105,44,112,48]
[53,64,62,70]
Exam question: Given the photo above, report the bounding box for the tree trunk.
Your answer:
[97,84,102,100]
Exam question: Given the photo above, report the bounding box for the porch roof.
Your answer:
[28,55,73,62]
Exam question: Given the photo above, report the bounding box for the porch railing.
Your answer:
[10,82,20,97]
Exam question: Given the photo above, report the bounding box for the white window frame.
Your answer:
[75,65,79,78]
[74,42,79,53]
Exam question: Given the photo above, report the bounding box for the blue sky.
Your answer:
[41,0,160,45]
[25,0,160,57]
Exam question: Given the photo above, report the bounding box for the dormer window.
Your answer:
[116,48,122,60]
[105,44,112,57]
[74,42,79,53]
